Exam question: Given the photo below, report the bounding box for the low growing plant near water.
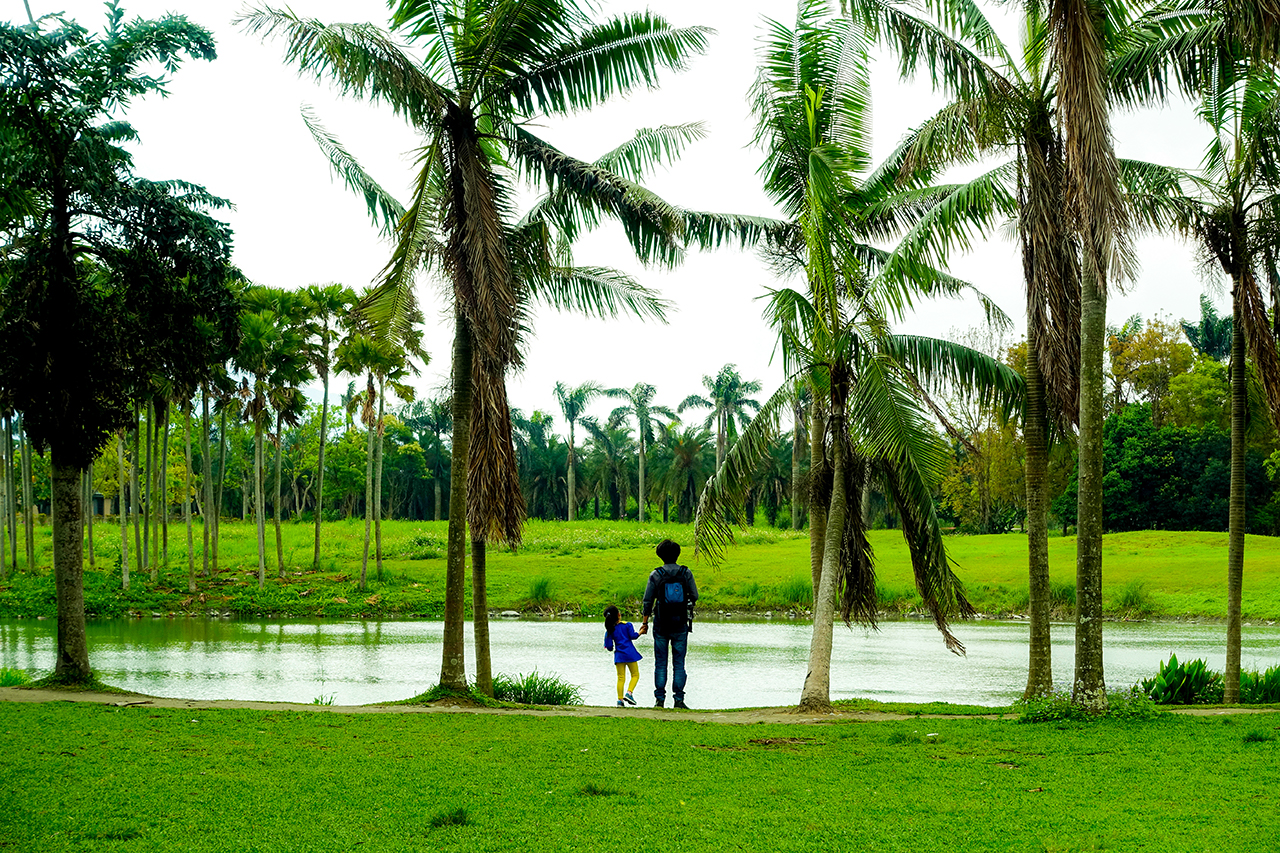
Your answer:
[1141,655,1225,705]
[1015,686,1161,722]
[1240,665,1280,704]
[491,671,583,706]
[0,667,31,687]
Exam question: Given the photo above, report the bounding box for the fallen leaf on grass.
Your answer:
[333,597,348,604]
[365,595,381,605]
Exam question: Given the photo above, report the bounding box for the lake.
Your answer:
[3,616,1279,709]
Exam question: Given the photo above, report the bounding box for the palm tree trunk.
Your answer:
[566,422,576,522]
[360,379,375,591]
[434,470,443,522]
[21,419,35,573]
[185,406,195,593]
[313,367,331,570]
[374,378,385,582]
[131,409,142,578]
[201,385,212,578]
[1225,289,1247,703]
[808,397,828,603]
[3,414,12,574]
[84,465,95,569]
[50,451,90,683]
[442,312,472,691]
[1023,337,1053,699]
[161,407,170,571]
[799,398,847,713]
[118,430,129,591]
[254,416,267,589]
[472,535,492,696]
[0,422,6,582]
[143,401,153,578]
[273,409,285,579]
[1073,263,1107,712]
[791,397,804,530]
[214,405,228,573]
[637,435,646,522]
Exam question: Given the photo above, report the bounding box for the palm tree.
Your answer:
[656,425,714,523]
[1114,7,1280,701]
[606,383,675,522]
[400,395,452,520]
[581,419,637,520]
[678,365,763,473]
[304,283,356,569]
[695,3,1021,712]
[552,381,605,521]
[1181,295,1233,361]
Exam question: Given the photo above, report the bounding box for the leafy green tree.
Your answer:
[1109,318,1195,428]
[0,6,227,682]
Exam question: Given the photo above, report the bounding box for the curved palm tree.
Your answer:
[553,381,605,521]
[696,2,1022,712]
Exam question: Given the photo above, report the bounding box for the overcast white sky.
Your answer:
[17,0,1217,433]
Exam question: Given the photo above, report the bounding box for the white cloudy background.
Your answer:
[14,0,1216,426]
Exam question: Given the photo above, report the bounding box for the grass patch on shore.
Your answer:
[2,520,1280,620]
[0,702,1276,852]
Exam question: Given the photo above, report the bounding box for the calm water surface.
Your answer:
[3,617,1279,709]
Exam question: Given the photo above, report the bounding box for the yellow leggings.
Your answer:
[616,662,639,700]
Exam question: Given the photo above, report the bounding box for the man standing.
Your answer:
[640,539,698,709]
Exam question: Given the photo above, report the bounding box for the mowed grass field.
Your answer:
[1,701,1278,853]
[1,518,1279,620]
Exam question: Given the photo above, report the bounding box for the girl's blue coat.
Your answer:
[605,622,643,664]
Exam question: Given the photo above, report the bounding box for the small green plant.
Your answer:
[1049,581,1076,611]
[405,533,444,560]
[1115,580,1154,616]
[578,782,623,797]
[311,693,336,706]
[0,667,32,687]
[778,575,813,607]
[1242,730,1276,743]
[528,576,554,604]
[1140,655,1224,705]
[1240,665,1280,704]
[1106,685,1162,720]
[1015,689,1079,723]
[491,671,583,706]
[429,807,471,828]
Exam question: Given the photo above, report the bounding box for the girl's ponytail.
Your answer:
[603,604,620,634]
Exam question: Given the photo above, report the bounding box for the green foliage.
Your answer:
[1049,580,1077,611]
[311,693,336,706]
[1140,655,1225,705]
[578,782,627,797]
[1015,686,1160,722]
[490,671,583,706]
[1242,730,1276,743]
[528,576,554,604]
[778,575,813,607]
[1240,666,1280,704]
[0,667,32,687]
[1113,580,1154,616]
[405,532,445,560]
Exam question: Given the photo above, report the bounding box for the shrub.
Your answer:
[1014,689,1079,723]
[1240,666,1280,704]
[1114,580,1154,616]
[1140,655,1224,705]
[0,667,31,687]
[528,576,554,604]
[1243,730,1276,743]
[429,807,471,828]
[778,575,812,607]
[1106,685,1162,720]
[491,671,583,706]
[1049,581,1076,611]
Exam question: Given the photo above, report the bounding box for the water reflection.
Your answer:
[3,617,1279,709]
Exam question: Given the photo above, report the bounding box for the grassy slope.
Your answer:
[2,519,1279,619]
[1,702,1277,852]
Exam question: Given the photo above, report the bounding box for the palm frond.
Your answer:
[528,265,671,322]
[302,104,407,239]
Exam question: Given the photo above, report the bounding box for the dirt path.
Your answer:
[3,686,1277,723]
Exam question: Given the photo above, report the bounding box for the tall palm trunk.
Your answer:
[273,409,285,578]
[254,413,267,589]
[214,405,228,573]
[313,365,331,569]
[808,396,829,602]
[434,467,443,521]
[472,535,492,696]
[1074,263,1107,710]
[4,414,13,572]
[161,407,170,571]
[1023,337,1053,699]
[1225,289,1247,703]
[637,435,646,522]
[201,386,212,578]
[0,422,6,582]
[791,396,804,530]
[374,377,385,581]
[799,391,847,712]
[566,422,576,522]
[184,406,195,593]
[118,430,129,590]
[131,410,142,577]
[21,420,34,572]
[50,452,90,681]
[360,377,375,590]
[143,402,152,577]
[442,313,472,691]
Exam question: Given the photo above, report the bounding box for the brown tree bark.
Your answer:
[441,313,472,691]
[51,453,90,682]
[1225,290,1246,703]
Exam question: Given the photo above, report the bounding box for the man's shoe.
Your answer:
[654,700,664,708]
[674,699,689,709]
[623,692,637,705]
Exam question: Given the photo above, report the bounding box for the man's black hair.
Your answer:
[656,539,681,564]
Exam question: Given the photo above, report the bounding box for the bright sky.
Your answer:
[16,0,1216,432]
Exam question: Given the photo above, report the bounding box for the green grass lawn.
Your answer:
[2,518,1280,620]
[1,701,1276,852]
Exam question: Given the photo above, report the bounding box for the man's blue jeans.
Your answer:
[652,632,688,703]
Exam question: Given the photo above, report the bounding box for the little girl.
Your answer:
[603,605,642,707]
